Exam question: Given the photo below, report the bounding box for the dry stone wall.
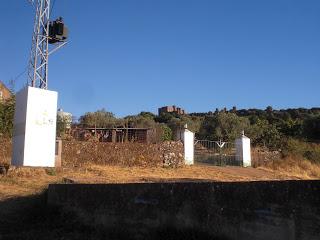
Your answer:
[251,147,281,167]
[62,140,184,167]
[0,138,184,168]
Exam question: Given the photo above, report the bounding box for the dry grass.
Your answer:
[260,155,320,179]
[1,163,314,201]
[0,167,60,200]
[69,164,293,183]
[0,138,11,166]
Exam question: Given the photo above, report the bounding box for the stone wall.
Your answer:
[0,139,184,167]
[48,180,320,240]
[62,140,184,167]
[251,147,282,167]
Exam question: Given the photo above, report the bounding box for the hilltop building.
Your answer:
[158,105,186,115]
[0,81,12,102]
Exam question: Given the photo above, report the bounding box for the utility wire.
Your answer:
[12,67,28,83]
[50,0,57,16]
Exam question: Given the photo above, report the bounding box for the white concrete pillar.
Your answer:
[235,133,251,167]
[12,86,58,167]
[176,126,194,165]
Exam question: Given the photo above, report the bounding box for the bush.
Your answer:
[303,115,320,141]
[0,96,15,137]
[161,124,173,141]
[282,138,320,164]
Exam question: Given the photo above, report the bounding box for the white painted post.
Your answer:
[176,125,194,165]
[235,132,251,167]
[12,86,58,167]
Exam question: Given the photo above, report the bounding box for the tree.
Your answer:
[198,112,250,141]
[160,124,172,141]
[279,118,303,138]
[0,96,15,137]
[79,108,117,128]
[138,111,156,120]
[56,113,72,138]
[126,115,156,128]
[303,115,320,141]
[167,117,184,133]
[266,106,273,113]
[247,119,281,149]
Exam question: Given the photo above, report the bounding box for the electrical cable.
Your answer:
[50,0,56,16]
[12,67,28,83]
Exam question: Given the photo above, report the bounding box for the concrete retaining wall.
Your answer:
[48,180,320,240]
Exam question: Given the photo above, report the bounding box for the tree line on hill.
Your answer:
[1,96,319,162]
[78,107,320,163]
[77,106,320,148]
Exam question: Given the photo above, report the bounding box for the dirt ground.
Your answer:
[0,164,315,201]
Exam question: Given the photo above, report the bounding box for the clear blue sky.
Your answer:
[0,0,319,118]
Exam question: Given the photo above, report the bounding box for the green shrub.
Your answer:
[161,124,173,141]
[0,96,15,137]
[45,168,56,176]
[282,138,320,164]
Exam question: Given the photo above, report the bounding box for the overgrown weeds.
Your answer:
[282,138,320,164]
[261,155,320,179]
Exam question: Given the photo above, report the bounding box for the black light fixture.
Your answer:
[49,17,68,44]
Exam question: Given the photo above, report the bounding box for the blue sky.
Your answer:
[0,0,319,118]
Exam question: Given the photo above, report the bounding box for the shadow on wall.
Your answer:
[47,181,320,240]
[0,192,95,240]
[0,190,229,240]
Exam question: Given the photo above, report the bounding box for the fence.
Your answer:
[194,140,239,166]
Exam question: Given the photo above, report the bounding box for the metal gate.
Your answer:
[194,139,239,166]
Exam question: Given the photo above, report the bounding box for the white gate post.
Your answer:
[176,125,194,165]
[235,131,251,167]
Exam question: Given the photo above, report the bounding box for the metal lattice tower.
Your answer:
[28,0,51,89]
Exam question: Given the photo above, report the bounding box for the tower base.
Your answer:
[12,86,58,167]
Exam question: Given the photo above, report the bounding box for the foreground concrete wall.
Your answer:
[48,180,320,240]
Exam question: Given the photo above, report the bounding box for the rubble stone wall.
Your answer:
[251,147,282,167]
[62,140,184,167]
[0,138,184,167]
